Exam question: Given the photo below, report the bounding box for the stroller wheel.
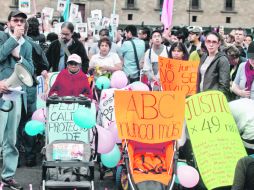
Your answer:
[116,165,129,190]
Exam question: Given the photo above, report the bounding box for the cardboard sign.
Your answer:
[185,91,247,189]
[114,91,185,143]
[47,102,94,143]
[97,88,115,129]
[159,57,199,96]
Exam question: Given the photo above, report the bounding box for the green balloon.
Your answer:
[101,145,121,168]
[73,107,96,129]
[25,120,45,136]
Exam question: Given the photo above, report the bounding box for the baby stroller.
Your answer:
[41,96,95,190]
[117,140,177,190]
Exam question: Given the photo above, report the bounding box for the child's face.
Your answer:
[172,47,184,60]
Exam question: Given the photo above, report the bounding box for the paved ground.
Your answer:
[0,152,117,190]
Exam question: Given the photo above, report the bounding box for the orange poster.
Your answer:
[159,57,199,96]
[114,91,185,143]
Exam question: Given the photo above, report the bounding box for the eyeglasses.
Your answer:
[11,18,25,23]
[205,40,218,45]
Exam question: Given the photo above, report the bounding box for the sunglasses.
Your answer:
[205,40,219,45]
[67,61,79,66]
[11,18,25,23]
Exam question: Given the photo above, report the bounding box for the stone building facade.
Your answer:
[1,0,253,30]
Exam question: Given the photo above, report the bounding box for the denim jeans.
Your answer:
[0,96,21,180]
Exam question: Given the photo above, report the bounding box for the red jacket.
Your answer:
[48,69,92,98]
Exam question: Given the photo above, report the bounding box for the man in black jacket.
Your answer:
[46,22,89,73]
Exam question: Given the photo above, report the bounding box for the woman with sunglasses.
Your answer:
[197,32,230,99]
[48,54,92,98]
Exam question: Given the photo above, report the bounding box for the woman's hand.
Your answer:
[240,88,251,98]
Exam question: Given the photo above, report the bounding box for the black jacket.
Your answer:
[197,52,230,99]
[46,38,89,73]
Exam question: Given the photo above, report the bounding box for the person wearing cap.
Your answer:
[231,42,254,100]
[0,10,34,189]
[48,54,92,98]
[187,26,202,54]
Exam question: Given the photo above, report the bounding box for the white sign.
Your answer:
[19,0,31,13]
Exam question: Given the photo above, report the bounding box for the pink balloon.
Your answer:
[177,165,199,188]
[96,125,115,154]
[130,81,150,91]
[32,108,46,123]
[110,71,128,89]
[108,121,122,144]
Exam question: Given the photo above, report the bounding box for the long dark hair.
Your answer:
[168,42,189,60]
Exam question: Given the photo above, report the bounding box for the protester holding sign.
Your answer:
[48,54,92,98]
[142,30,169,88]
[197,32,230,99]
[168,42,189,60]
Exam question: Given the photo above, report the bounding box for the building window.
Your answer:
[128,14,133,20]
[192,15,197,22]
[191,0,200,10]
[226,17,231,23]
[127,0,135,8]
[225,0,234,11]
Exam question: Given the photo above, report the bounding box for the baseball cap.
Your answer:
[190,26,202,34]
[8,10,27,21]
[67,54,82,64]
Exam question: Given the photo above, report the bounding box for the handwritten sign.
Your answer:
[185,91,247,189]
[36,75,45,95]
[47,102,90,143]
[97,88,115,129]
[158,57,199,96]
[114,91,185,143]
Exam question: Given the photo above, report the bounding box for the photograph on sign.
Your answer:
[19,0,31,13]
[57,0,66,12]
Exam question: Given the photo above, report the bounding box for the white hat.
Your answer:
[67,54,82,64]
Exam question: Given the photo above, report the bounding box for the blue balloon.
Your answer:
[95,76,111,90]
[177,161,188,168]
[73,107,96,129]
[101,145,121,168]
[25,120,45,136]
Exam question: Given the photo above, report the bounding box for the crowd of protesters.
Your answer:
[1,9,254,190]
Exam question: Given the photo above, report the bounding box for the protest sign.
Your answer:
[47,102,95,143]
[159,56,199,96]
[97,88,115,129]
[185,91,247,189]
[114,91,185,143]
[57,0,66,12]
[53,143,84,161]
[19,0,31,13]
[42,7,54,21]
[75,23,88,38]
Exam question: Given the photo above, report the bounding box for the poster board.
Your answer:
[185,91,247,189]
[75,23,88,38]
[159,56,199,96]
[115,91,185,143]
[47,102,96,144]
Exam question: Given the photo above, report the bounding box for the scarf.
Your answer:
[245,60,254,90]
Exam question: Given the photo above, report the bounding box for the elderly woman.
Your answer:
[197,32,230,99]
[231,42,254,100]
[48,54,92,98]
[88,37,122,77]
